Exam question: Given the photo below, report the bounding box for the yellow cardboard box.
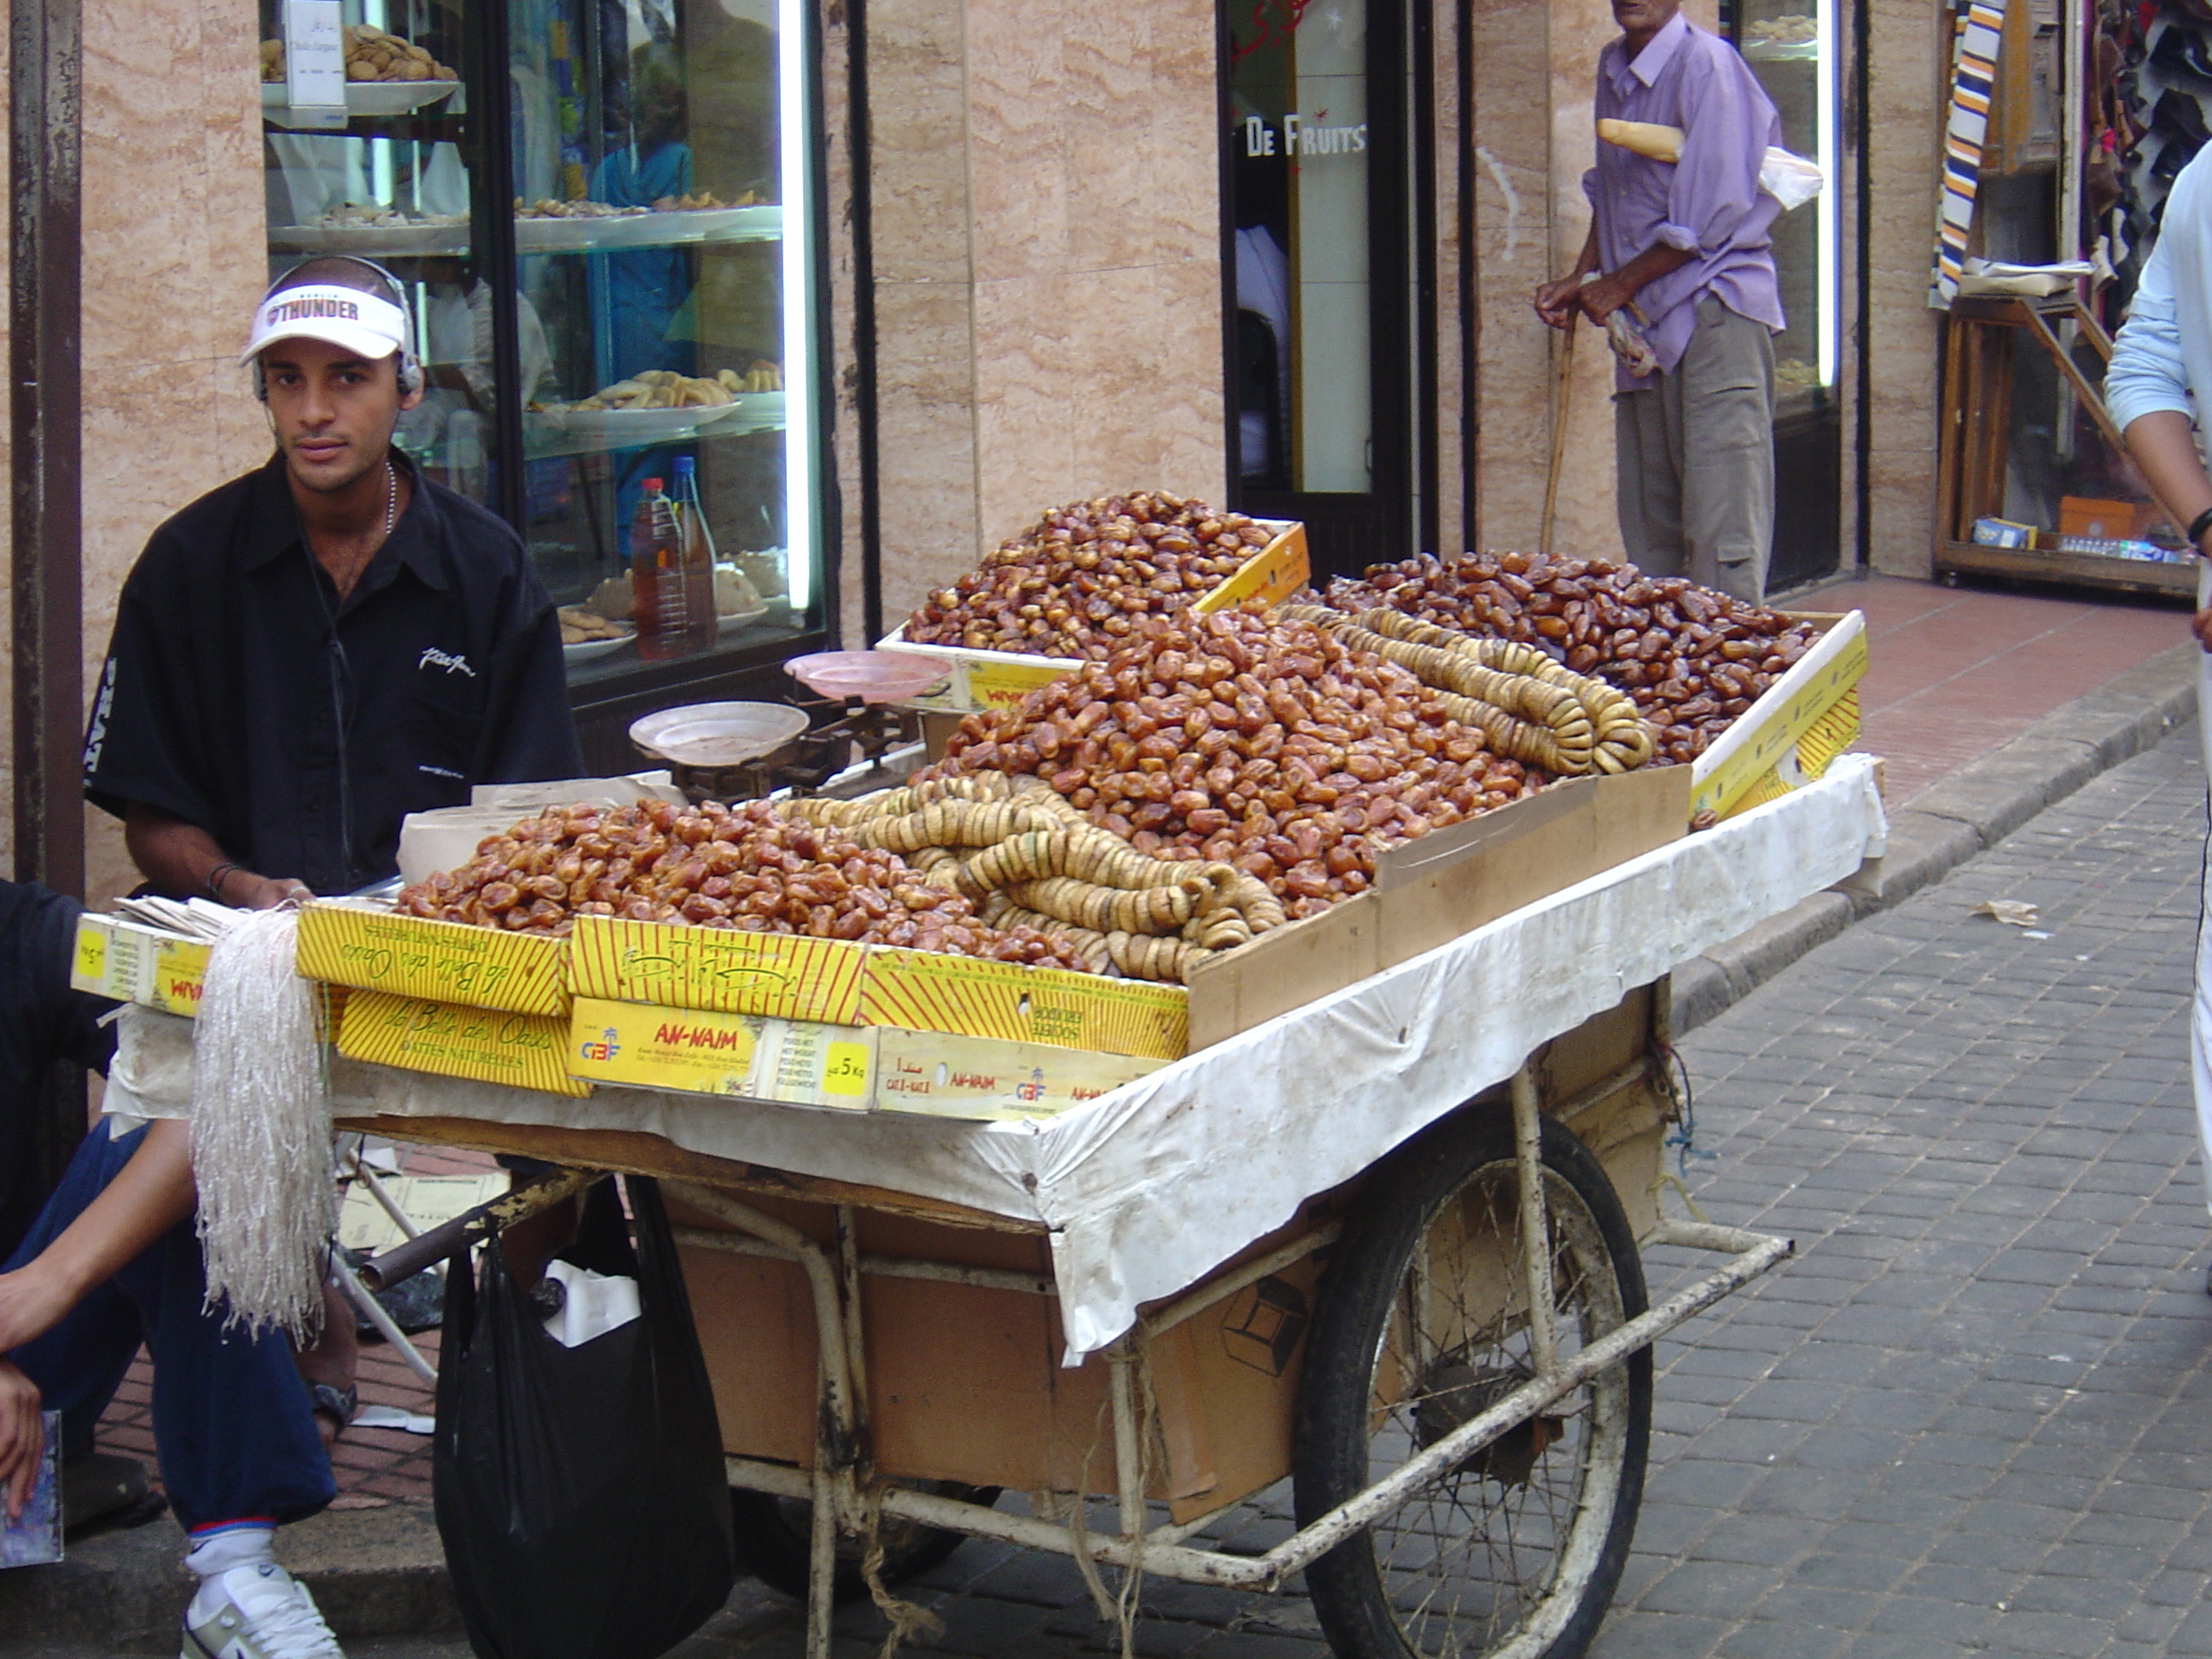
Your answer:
[859,948,1187,1062]
[1688,611,1869,822]
[295,902,568,1017]
[875,519,1307,716]
[565,916,867,1024]
[567,996,874,1109]
[872,1027,1163,1121]
[339,990,587,1097]
[72,915,211,1018]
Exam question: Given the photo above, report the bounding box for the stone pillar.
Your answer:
[1863,0,1947,578]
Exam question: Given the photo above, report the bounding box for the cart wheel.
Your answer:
[729,1481,1001,1603]
[1294,1112,1650,1659]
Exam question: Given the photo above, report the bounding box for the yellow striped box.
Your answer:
[295,903,569,1018]
[565,916,868,1024]
[339,989,587,1097]
[859,948,1187,1062]
[566,995,875,1109]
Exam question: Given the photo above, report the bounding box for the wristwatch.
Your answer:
[2189,506,2212,551]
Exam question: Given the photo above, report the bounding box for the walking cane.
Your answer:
[1540,314,1576,558]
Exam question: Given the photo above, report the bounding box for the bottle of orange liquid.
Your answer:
[672,455,719,653]
[629,478,686,661]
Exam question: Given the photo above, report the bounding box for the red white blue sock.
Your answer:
[184,1518,276,1577]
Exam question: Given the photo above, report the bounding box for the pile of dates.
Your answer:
[936,610,1543,919]
[1326,553,1821,765]
[905,492,1278,659]
[395,798,1088,966]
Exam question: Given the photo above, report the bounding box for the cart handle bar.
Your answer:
[727,1220,1793,1592]
[355,1167,605,1291]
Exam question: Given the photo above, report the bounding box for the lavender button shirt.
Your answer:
[1583,12,1784,390]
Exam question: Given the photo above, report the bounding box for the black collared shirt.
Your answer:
[82,453,585,895]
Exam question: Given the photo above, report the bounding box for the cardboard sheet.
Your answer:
[108,755,1886,1361]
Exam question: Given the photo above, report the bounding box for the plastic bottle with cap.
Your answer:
[672,455,719,652]
[630,478,687,661]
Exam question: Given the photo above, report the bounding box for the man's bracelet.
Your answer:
[2189,506,2212,550]
[206,862,242,902]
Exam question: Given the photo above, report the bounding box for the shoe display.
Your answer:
[2152,131,2203,186]
[180,1563,346,1659]
[2153,85,2212,144]
[2151,20,2212,86]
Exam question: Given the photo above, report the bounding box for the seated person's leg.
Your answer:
[4,1118,159,1462]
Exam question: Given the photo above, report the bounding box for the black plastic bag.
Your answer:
[434,1176,736,1659]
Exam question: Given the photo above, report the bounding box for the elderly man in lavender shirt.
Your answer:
[1534,0,1784,603]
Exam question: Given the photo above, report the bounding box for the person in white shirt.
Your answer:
[2107,145,2212,1290]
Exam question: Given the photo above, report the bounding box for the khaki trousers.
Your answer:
[1611,295,1776,604]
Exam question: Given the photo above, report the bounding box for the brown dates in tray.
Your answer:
[1324,552,1821,765]
[931,609,1548,921]
[905,491,1277,659]
[394,797,1089,967]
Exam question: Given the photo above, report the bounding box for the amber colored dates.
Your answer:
[394,799,1088,966]
[904,491,1275,661]
[929,610,1548,921]
[1327,553,1820,766]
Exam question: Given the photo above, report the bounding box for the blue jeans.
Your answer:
[4,1118,333,1529]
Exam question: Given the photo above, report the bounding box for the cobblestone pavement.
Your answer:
[174,722,2212,1659]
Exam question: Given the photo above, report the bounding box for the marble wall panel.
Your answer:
[867,0,975,287]
[874,279,985,618]
[1468,0,1554,553]
[963,0,1074,283]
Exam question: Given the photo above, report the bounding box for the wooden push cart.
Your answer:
[292,755,1890,1659]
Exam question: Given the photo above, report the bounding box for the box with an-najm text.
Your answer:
[338,989,586,1097]
[295,901,569,1018]
[71,914,210,1019]
[566,995,874,1109]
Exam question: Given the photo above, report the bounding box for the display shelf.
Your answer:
[522,395,787,460]
[1743,39,1818,61]
[268,219,472,257]
[514,205,782,254]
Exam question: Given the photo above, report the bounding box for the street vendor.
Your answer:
[0,257,585,1659]
[1532,0,1784,604]
[82,253,583,903]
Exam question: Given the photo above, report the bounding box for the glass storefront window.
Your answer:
[260,0,824,713]
[1229,0,1374,496]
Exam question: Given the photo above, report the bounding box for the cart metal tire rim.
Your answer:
[1294,1111,1651,1659]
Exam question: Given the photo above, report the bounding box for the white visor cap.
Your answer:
[240,283,410,368]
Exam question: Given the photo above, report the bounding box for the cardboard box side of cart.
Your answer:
[675,1194,1327,1522]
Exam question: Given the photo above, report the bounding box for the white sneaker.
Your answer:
[179,1562,346,1658]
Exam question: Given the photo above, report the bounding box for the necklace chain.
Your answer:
[382,459,397,542]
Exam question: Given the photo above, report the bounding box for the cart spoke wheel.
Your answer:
[730,1481,1001,1604]
[1295,1112,1650,1659]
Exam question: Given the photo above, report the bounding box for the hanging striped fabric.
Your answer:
[1931,0,2005,306]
